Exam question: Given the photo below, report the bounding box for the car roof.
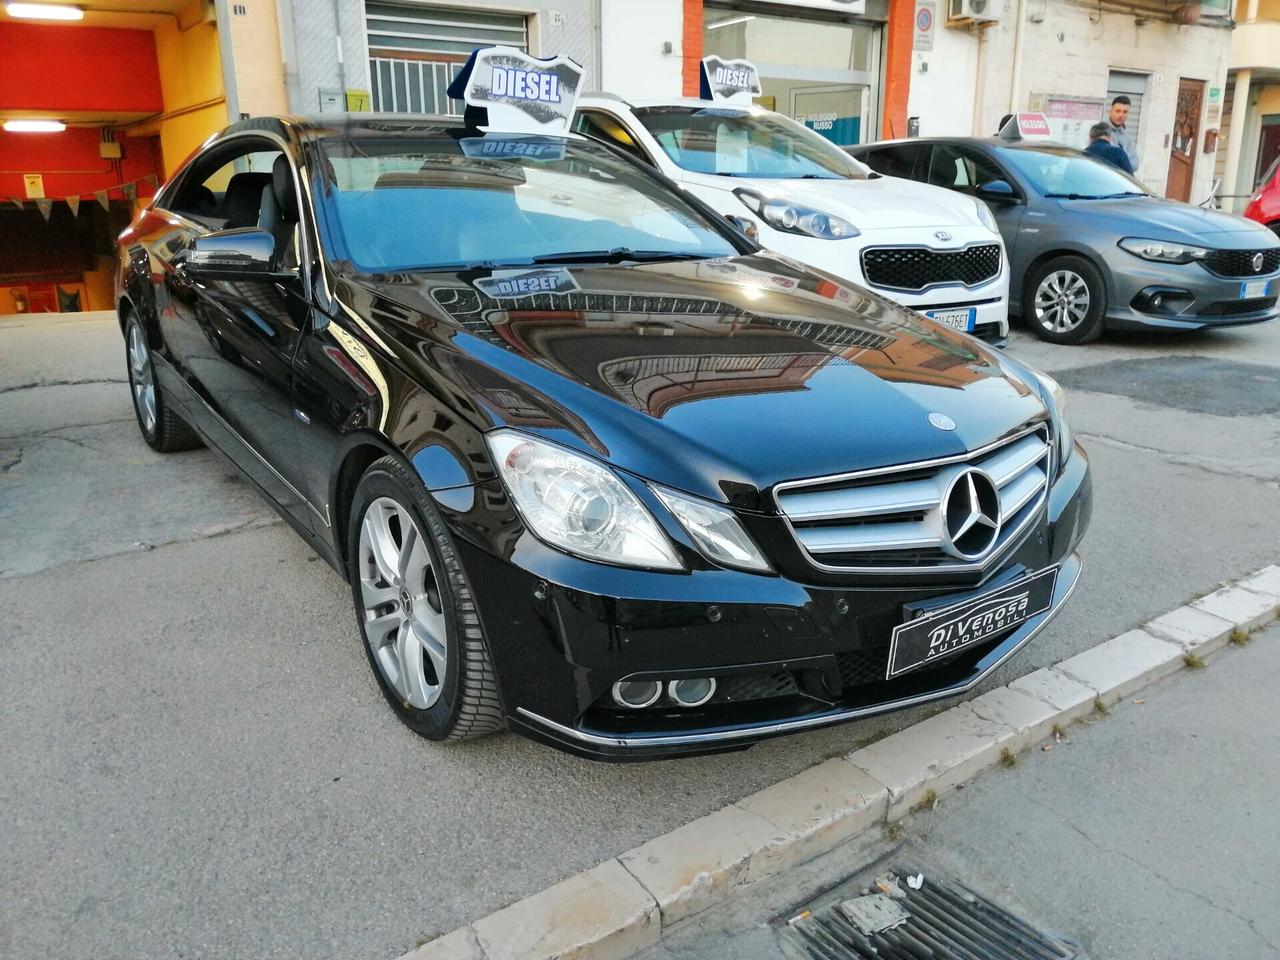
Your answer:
[849,136,1073,152]
[216,113,593,142]
[578,94,757,111]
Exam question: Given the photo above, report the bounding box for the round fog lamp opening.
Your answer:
[612,679,662,709]
[667,677,717,708]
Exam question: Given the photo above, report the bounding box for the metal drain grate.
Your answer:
[783,862,1086,960]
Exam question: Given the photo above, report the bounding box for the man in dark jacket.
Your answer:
[1085,122,1134,174]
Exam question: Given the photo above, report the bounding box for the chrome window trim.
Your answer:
[771,422,1050,576]
[860,240,1003,294]
[516,553,1081,750]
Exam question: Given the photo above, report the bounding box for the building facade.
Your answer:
[1218,0,1280,209]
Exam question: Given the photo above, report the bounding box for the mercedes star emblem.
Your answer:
[1253,252,1265,273]
[928,412,957,431]
[941,468,1002,560]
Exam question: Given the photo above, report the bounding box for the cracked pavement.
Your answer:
[2,311,1278,960]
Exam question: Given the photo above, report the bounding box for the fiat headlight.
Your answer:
[974,198,999,234]
[1028,369,1072,474]
[733,189,860,240]
[487,431,682,570]
[1118,238,1210,264]
[652,485,771,573]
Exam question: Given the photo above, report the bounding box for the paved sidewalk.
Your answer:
[637,621,1280,960]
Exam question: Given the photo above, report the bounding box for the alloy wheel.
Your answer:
[127,323,157,435]
[358,497,448,709]
[1033,269,1091,334]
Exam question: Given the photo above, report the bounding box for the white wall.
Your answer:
[904,1,1232,201]
[599,0,684,98]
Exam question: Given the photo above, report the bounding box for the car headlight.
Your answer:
[733,188,859,240]
[1118,237,1211,264]
[974,198,999,234]
[1027,368,1072,474]
[486,431,682,571]
[652,485,772,573]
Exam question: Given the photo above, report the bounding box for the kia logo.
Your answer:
[935,231,953,242]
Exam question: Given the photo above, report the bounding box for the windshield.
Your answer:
[633,106,872,180]
[319,134,739,272]
[997,144,1150,199]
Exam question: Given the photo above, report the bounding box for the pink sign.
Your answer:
[1017,113,1052,137]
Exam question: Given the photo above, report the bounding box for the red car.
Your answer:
[1244,156,1280,237]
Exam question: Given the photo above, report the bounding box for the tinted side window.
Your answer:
[860,143,926,180]
[171,145,282,228]
[573,110,652,166]
[927,144,1007,194]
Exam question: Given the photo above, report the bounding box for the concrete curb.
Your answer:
[400,565,1280,960]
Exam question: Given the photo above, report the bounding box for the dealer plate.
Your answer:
[924,307,976,332]
[887,566,1059,679]
[1240,279,1273,299]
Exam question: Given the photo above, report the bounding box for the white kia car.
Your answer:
[573,95,1011,342]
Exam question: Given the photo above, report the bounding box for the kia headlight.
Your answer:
[733,189,859,240]
[1028,369,1072,474]
[652,485,772,573]
[974,198,999,234]
[1118,237,1210,264]
[487,431,682,570]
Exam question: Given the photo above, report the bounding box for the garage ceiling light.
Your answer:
[4,119,67,132]
[6,3,85,19]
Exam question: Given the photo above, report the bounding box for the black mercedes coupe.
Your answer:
[115,115,1091,760]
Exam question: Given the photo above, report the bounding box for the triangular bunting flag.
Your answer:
[144,174,159,187]
[10,197,23,211]
[95,190,110,212]
[66,195,81,217]
[122,181,137,202]
[35,198,54,221]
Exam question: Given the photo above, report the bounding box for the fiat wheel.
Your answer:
[348,456,504,741]
[123,312,201,452]
[1025,255,1107,345]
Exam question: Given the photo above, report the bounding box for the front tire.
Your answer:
[347,456,504,742]
[124,312,201,452]
[1025,255,1107,345]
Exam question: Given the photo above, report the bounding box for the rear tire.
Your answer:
[347,455,505,742]
[1024,255,1107,345]
[124,312,202,452]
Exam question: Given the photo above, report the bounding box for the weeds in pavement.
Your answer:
[1000,747,1018,768]
[1230,628,1249,646]
[915,788,939,812]
[1183,653,1207,669]
[1093,696,1109,716]
[885,821,905,841]
[1051,722,1067,740]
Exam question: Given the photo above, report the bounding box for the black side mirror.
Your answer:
[976,179,1018,204]
[186,227,294,282]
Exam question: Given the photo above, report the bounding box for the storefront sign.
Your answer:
[699,56,763,104]
[447,46,583,134]
[914,0,935,51]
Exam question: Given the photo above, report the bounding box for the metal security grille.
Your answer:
[366,3,528,115]
[860,244,1001,292]
[1202,248,1280,278]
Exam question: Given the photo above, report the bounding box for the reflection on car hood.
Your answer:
[344,253,1044,507]
[687,172,985,232]
[1057,196,1280,244]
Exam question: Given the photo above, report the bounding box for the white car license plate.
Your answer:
[925,307,975,332]
[1240,279,1273,299]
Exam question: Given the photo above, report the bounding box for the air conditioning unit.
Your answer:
[948,0,999,24]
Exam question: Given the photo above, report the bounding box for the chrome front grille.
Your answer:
[775,426,1051,573]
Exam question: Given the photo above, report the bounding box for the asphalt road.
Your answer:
[2,310,1278,960]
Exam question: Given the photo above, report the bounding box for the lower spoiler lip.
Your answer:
[515,551,1082,751]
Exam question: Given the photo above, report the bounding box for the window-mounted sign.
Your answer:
[699,56,762,105]
[447,45,583,134]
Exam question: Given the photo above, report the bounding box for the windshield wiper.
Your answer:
[523,248,712,266]
[1043,192,1104,200]
[1098,191,1148,198]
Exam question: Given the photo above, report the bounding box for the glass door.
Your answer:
[786,83,868,148]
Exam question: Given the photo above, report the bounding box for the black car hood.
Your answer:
[343,254,1046,507]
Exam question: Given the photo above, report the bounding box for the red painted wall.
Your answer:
[882,0,913,139]
[0,128,160,202]
[0,22,162,113]
[681,0,704,97]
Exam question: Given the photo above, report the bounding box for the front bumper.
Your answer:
[450,441,1091,761]
[757,227,1011,343]
[1103,254,1280,331]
